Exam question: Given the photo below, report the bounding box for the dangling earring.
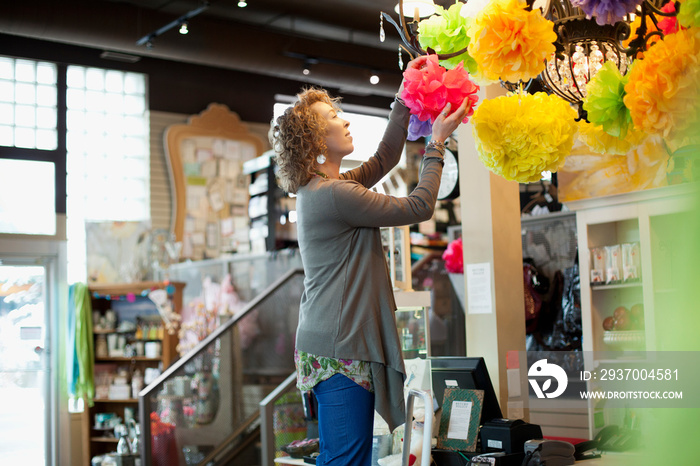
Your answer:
[316,154,326,165]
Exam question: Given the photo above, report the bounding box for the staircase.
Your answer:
[139,267,305,465]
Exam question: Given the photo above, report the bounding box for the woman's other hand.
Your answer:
[431,98,471,143]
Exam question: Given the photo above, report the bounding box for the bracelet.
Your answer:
[426,139,446,156]
[423,155,445,166]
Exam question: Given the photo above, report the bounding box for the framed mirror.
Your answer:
[164,103,264,260]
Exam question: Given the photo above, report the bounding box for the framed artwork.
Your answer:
[436,388,484,452]
[380,225,412,291]
[85,221,150,283]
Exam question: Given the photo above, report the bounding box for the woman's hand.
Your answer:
[431,98,471,143]
[397,55,430,98]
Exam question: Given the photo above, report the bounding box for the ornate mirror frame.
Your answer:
[164,103,264,259]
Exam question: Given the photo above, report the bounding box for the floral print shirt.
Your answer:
[294,348,373,392]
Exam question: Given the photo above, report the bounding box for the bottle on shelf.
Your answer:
[115,424,132,455]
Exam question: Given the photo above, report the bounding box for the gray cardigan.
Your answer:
[295,102,444,431]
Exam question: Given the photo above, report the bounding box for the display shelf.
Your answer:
[82,281,185,465]
[95,357,162,362]
[590,282,642,291]
[602,330,645,348]
[90,437,120,443]
[243,150,297,252]
[568,184,697,438]
[394,291,431,359]
[93,398,139,403]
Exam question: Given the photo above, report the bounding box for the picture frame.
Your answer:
[380,225,412,291]
[436,388,484,452]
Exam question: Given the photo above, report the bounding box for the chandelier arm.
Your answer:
[399,44,417,61]
[381,12,426,57]
[381,12,471,61]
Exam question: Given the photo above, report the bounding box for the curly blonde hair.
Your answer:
[270,87,341,193]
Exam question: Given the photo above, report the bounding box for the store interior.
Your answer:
[1,1,699,465]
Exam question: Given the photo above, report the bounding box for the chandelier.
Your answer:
[382,0,681,112]
[537,0,679,105]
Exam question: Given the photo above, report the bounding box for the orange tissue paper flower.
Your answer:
[623,28,700,143]
[467,0,556,84]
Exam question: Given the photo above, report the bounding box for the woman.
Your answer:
[270,55,471,465]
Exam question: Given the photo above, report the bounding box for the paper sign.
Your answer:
[466,262,492,314]
[447,401,473,440]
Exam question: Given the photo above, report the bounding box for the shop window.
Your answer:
[0,159,56,235]
[65,66,149,283]
[0,57,58,150]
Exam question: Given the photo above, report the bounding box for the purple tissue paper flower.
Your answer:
[571,0,643,26]
[407,114,432,141]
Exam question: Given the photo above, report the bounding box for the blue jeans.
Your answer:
[313,373,375,465]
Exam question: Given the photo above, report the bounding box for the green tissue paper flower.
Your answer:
[583,60,633,138]
[418,3,477,73]
[679,0,700,29]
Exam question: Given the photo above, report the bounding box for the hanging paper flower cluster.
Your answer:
[678,0,700,29]
[401,54,480,140]
[623,28,700,142]
[582,60,634,139]
[418,2,477,72]
[571,0,643,26]
[471,92,578,183]
[467,0,556,84]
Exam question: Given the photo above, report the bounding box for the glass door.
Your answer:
[0,260,51,465]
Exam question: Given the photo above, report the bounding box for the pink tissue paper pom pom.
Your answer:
[442,237,464,274]
[401,55,480,125]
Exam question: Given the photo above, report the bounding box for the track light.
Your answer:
[369,73,380,85]
[136,2,209,47]
[238,0,247,7]
[302,59,314,76]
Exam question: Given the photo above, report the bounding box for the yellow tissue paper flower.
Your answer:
[468,0,556,84]
[577,120,645,156]
[472,92,578,183]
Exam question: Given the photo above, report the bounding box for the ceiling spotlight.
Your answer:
[179,22,189,34]
[238,0,247,7]
[369,74,380,85]
[302,67,311,76]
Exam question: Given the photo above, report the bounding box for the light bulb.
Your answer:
[238,0,247,7]
[369,74,380,85]
[302,68,310,76]
[179,22,188,34]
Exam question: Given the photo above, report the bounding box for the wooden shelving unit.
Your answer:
[81,281,185,465]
